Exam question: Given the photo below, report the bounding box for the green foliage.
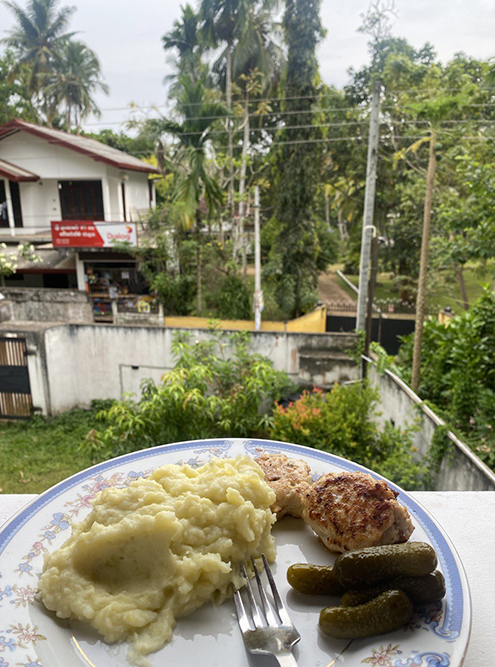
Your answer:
[421,424,454,489]
[217,274,251,319]
[42,39,109,130]
[0,50,37,123]
[395,288,495,472]
[315,219,339,270]
[2,0,107,128]
[82,128,155,160]
[269,0,325,318]
[269,383,425,490]
[85,330,294,461]
[369,341,400,375]
[152,271,197,315]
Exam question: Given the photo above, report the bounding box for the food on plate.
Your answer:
[286,562,346,596]
[341,570,446,607]
[288,543,444,641]
[301,471,415,553]
[333,541,437,588]
[255,452,313,518]
[319,589,414,639]
[38,456,276,667]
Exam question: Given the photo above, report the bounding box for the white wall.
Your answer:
[0,132,108,180]
[124,170,152,219]
[105,167,151,221]
[39,325,357,413]
[367,363,495,491]
[19,179,61,229]
[106,174,124,220]
[0,132,152,231]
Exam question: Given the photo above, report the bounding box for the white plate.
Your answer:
[0,438,471,667]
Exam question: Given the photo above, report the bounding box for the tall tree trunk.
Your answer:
[324,189,330,226]
[455,264,469,310]
[448,234,469,310]
[195,212,202,316]
[239,93,250,283]
[226,41,235,252]
[411,129,437,392]
[337,209,347,254]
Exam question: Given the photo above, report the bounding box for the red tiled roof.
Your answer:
[0,157,40,182]
[0,119,159,174]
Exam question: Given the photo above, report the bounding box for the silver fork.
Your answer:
[234,553,301,666]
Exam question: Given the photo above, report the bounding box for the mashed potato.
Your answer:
[38,456,276,665]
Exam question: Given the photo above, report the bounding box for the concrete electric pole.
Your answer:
[253,186,263,331]
[356,80,382,331]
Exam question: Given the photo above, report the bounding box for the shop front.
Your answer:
[51,220,158,322]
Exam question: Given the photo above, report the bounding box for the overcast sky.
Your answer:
[1,0,495,131]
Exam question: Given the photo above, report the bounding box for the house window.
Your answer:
[59,180,104,221]
[148,180,154,207]
[10,181,23,227]
[0,181,23,228]
[121,181,127,222]
[0,181,8,228]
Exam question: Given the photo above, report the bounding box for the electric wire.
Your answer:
[79,86,495,113]
[4,130,494,161]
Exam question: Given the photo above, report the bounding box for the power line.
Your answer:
[80,115,495,136]
[79,103,495,128]
[83,119,369,135]
[83,105,364,126]
[6,131,495,162]
[77,85,495,114]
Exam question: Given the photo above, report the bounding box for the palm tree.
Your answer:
[229,7,284,272]
[152,78,227,314]
[200,0,280,257]
[199,0,278,238]
[2,0,76,95]
[162,4,205,89]
[43,40,109,130]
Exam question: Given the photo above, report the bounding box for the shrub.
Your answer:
[217,275,251,320]
[86,329,293,461]
[269,382,425,489]
[395,288,495,472]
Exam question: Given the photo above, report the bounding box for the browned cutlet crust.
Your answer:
[301,471,414,553]
[255,452,313,519]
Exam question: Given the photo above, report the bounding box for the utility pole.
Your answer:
[411,128,437,392]
[253,186,263,331]
[363,235,379,377]
[356,80,381,331]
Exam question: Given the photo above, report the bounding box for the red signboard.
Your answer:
[51,221,138,248]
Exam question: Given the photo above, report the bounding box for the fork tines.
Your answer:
[234,553,300,662]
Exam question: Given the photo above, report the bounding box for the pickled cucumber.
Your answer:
[334,542,437,588]
[287,563,346,596]
[319,589,414,639]
[342,570,446,607]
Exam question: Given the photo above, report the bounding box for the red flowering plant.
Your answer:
[269,381,425,490]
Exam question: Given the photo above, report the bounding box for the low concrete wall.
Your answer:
[0,288,93,323]
[0,299,13,323]
[367,362,495,491]
[163,306,328,333]
[13,324,357,414]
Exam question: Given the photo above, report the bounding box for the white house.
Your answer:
[0,118,158,234]
[0,119,159,304]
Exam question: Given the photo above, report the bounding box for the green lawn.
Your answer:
[0,408,103,494]
[337,264,493,315]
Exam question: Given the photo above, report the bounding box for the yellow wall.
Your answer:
[163,306,327,334]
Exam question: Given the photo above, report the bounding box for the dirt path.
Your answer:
[318,271,356,306]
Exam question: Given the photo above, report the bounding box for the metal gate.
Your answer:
[0,337,32,419]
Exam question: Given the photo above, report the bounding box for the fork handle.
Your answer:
[274,652,299,667]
